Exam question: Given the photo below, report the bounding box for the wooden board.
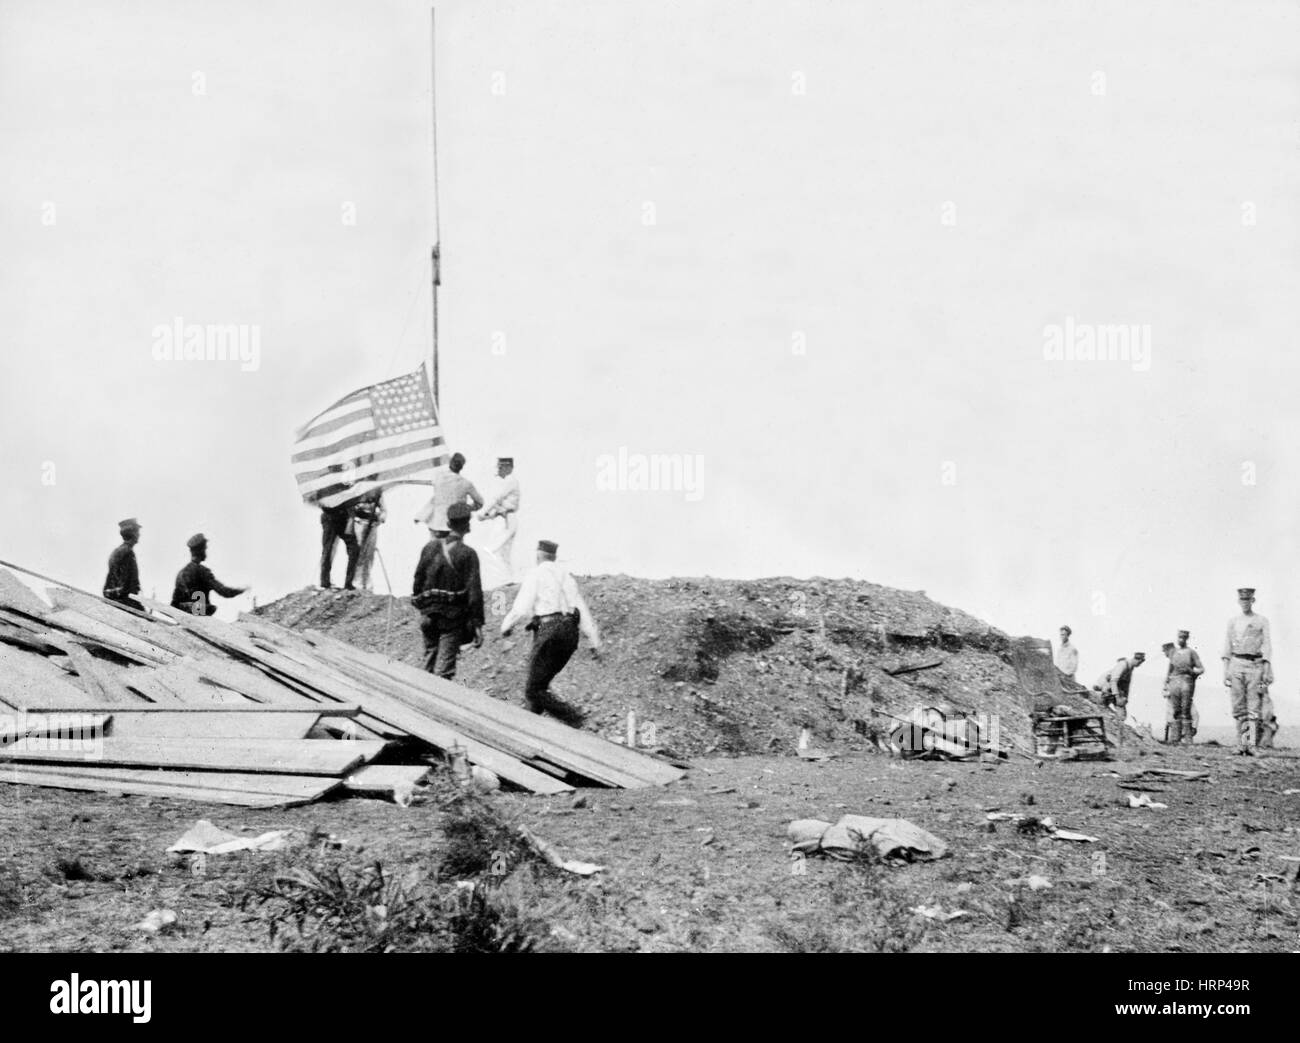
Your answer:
[147,601,573,794]
[42,609,175,665]
[104,711,320,741]
[0,765,339,807]
[0,567,51,618]
[1,713,111,745]
[301,629,682,787]
[0,643,112,709]
[45,588,212,658]
[0,736,384,776]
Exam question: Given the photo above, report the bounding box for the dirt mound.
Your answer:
[255,576,1098,758]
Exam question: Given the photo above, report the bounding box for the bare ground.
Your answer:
[3,740,1297,953]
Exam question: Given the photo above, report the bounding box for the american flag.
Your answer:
[292,364,448,508]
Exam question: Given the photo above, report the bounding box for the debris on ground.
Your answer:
[911,904,968,921]
[132,908,178,934]
[1127,793,1168,810]
[985,812,1098,842]
[167,819,295,855]
[789,814,948,862]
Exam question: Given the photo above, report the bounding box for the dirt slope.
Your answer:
[255,575,1100,757]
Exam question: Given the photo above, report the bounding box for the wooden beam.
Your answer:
[0,736,384,776]
[0,765,341,807]
[106,711,319,741]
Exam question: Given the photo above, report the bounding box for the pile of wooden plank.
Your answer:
[0,566,683,806]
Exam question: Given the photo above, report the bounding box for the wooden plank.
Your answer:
[49,639,142,704]
[0,736,384,776]
[20,703,359,715]
[0,567,51,617]
[42,609,175,665]
[148,600,571,793]
[1,713,111,745]
[0,643,111,710]
[121,670,188,705]
[45,588,212,658]
[302,630,680,787]
[0,623,63,656]
[0,765,339,807]
[105,711,320,741]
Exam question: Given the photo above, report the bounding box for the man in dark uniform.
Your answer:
[103,517,142,608]
[319,499,360,590]
[411,502,483,679]
[171,533,248,616]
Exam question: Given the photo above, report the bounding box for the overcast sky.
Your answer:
[2,0,1297,729]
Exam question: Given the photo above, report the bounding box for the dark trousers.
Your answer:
[525,615,580,711]
[320,511,359,588]
[420,616,465,679]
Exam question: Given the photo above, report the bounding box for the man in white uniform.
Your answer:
[479,455,521,575]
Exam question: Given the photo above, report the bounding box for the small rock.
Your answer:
[956,882,973,893]
[1020,792,1036,806]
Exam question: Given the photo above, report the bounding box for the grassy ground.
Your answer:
[2,740,1296,953]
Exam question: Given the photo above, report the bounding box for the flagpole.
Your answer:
[430,6,441,412]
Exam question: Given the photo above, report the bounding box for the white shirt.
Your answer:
[482,474,521,518]
[1055,642,1078,678]
[415,468,483,531]
[501,560,600,647]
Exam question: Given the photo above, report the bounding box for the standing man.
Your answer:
[1222,587,1273,756]
[319,498,360,590]
[415,452,483,535]
[411,503,483,680]
[479,455,521,574]
[1091,652,1145,714]
[501,539,600,724]
[1165,630,1205,744]
[1054,625,1079,679]
[103,517,143,608]
[352,489,386,592]
[170,534,249,616]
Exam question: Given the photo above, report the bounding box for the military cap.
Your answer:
[446,503,472,525]
[118,517,141,532]
[186,533,208,550]
[1177,629,1190,638]
[537,539,558,555]
[1237,588,1256,598]
[1161,642,1175,652]
[1133,651,1146,659]
[1060,624,1071,635]
[497,455,514,464]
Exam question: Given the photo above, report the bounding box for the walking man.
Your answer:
[1165,630,1204,744]
[411,503,483,680]
[1054,625,1078,679]
[170,533,249,616]
[500,539,600,724]
[352,489,386,592]
[479,455,521,574]
[103,517,143,608]
[1222,587,1273,755]
[415,452,483,535]
[1092,652,1145,714]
